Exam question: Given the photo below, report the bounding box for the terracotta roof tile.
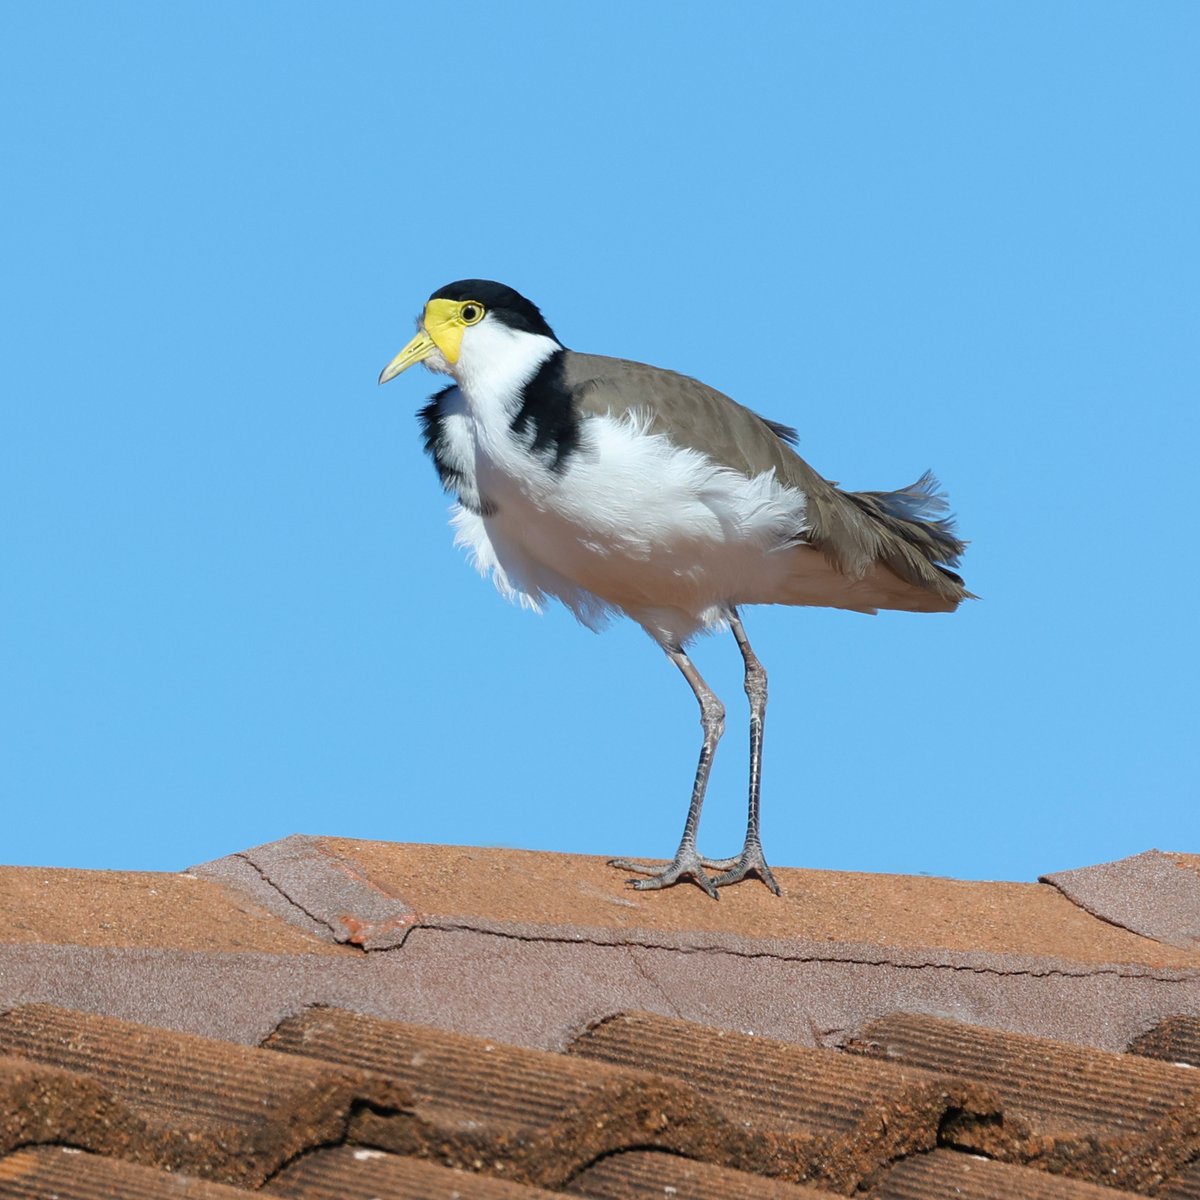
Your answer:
[265,1146,570,1198]
[1128,1015,1200,1066]
[0,1146,253,1198]
[2,998,1200,1199]
[6,841,1197,1057]
[874,1149,1149,1199]
[1165,1162,1200,1200]
[0,1003,409,1186]
[0,1053,135,1157]
[568,1010,999,1192]
[846,1012,1200,1192]
[563,1149,831,1198]
[3,839,1200,1199]
[263,1006,712,1188]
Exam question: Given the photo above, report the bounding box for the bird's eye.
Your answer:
[460,302,485,325]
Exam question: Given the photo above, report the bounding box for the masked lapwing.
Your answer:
[379,280,970,898]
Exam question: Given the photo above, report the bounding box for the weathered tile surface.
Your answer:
[570,1010,1000,1192]
[0,1004,409,1185]
[847,1012,1200,1192]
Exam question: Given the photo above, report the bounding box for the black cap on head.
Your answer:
[429,280,559,342]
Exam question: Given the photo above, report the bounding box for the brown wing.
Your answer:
[563,351,970,607]
[565,351,821,484]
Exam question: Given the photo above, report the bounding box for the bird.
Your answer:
[378,280,970,898]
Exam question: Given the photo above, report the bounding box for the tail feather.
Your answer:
[848,470,967,572]
[797,469,973,609]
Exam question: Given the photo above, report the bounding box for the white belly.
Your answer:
[450,411,811,645]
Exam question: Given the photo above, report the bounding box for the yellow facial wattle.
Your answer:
[378,298,485,383]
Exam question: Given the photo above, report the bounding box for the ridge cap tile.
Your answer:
[191,834,416,950]
[0,863,348,954]
[284,837,1200,969]
[566,1009,1001,1193]
[1041,849,1200,950]
[8,839,1200,971]
[0,1003,411,1186]
[846,1010,1200,1192]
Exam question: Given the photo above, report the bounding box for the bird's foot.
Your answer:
[609,850,719,899]
[702,845,782,895]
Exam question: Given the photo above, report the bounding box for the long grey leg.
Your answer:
[609,643,725,898]
[706,611,781,894]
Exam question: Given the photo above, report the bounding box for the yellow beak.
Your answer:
[378,329,437,384]
[378,298,467,384]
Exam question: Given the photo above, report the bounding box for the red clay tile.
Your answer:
[264,1006,716,1188]
[568,1011,1000,1193]
[847,1012,1200,1192]
[266,1146,562,1199]
[0,1004,410,1186]
[0,1146,253,1198]
[874,1149,1150,1199]
[1129,1015,1200,1066]
[564,1149,833,1198]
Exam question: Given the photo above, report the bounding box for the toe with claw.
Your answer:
[707,842,781,895]
[609,852,719,899]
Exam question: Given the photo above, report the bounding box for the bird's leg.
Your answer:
[609,644,725,899]
[703,611,781,894]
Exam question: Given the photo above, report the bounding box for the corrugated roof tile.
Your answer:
[564,1149,831,1198]
[568,1010,1000,1193]
[875,1149,1150,1199]
[1129,1015,1200,1067]
[0,1004,410,1186]
[847,1012,1200,1192]
[263,1006,713,1188]
[0,1147,252,1199]
[0,1054,131,1157]
[1164,1162,1200,1200]
[265,1146,560,1199]
[3,839,1200,1199]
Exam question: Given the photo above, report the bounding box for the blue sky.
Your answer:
[2,3,1196,881]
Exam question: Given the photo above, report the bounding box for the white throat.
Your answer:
[445,316,561,411]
